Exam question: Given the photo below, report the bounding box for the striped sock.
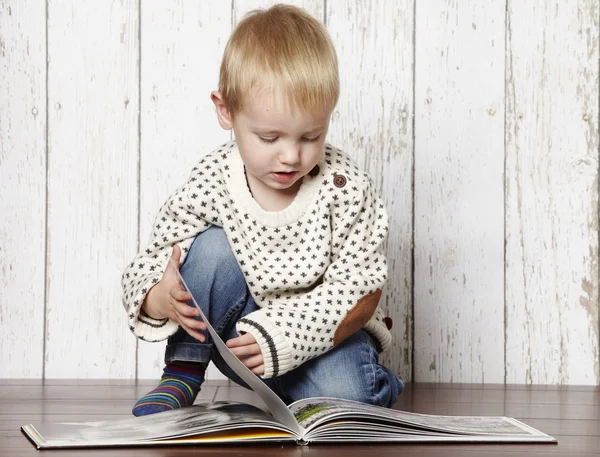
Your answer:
[132,361,205,417]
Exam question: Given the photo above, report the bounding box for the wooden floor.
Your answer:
[1,380,599,456]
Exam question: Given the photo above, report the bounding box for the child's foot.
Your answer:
[132,361,205,416]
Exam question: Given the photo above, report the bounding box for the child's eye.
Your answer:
[302,136,320,143]
[258,136,278,144]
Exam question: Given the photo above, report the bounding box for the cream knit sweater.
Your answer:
[122,141,392,378]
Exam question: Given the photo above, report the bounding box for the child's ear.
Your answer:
[211,91,233,130]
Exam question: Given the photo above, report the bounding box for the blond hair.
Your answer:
[219,4,339,115]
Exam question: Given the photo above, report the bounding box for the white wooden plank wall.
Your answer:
[43,1,139,378]
[414,0,505,383]
[326,0,414,381]
[1,1,599,385]
[0,0,46,377]
[505,0,600,384]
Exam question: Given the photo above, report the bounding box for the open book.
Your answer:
[22,268,557,448]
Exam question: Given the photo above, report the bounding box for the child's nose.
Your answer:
[279,144,301,165]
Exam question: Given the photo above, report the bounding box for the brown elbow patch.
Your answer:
[333,290,382,346]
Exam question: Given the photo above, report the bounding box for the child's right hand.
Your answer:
[141,245,207,342]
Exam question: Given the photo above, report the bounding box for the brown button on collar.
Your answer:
[333,173,347,188]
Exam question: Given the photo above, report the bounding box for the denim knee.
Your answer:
[181,227,246,294]
[279,330,404,408]
[181,226,237,277]
[319,336,403,407]
[167,226,249,363]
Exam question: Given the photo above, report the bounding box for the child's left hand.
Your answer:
[226,333,264,375]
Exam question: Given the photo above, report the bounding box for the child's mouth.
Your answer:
[272,171,297,183]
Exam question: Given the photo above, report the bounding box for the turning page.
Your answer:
[173,265,304,437]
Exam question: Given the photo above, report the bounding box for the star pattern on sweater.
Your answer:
[121,141,391,377]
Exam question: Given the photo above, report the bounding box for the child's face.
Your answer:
[214,88,331,197]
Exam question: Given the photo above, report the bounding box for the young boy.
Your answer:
[122,4,403,417]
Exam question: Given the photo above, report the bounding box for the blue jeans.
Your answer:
[166,225,404,407]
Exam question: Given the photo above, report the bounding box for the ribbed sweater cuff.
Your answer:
[128,276,180,342]
[363,319,393,353]
[236,317,293,378]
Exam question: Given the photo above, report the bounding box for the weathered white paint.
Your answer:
[0,0,47,378]
[505,0,600,384]
[325,0,414,381]
[414,0,506,383]
[1,2,599,385]
[136,0,232,382]
[43,1,139,378]
[233,0,323,24]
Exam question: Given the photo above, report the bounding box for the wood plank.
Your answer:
[505,1,600,385]
[0,385,217,401]
[400,386,600,405]
[325,0,414,381]
[136,0,233,382]
[0,379,225,387]
[0,385,169,401]
[524,419,600,437]
[2,400,152,415]
[410,383,600,392]
[2,390,218,416]
[0,380,222,400]
[233,0,323,24]
[0,0,46,378]
[413,0,506,383]
[44,1,139,378]
[2,384,216,417]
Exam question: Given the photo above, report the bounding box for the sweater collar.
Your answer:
[225,143,324,227]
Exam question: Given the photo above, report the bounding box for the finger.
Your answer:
[172,299,197,315]
[170,301,204,327]
[171,285,192,302]
[250,365,265,375]
[240,353,264,369]
[171,299,203,320]
[179,321,206,343]
[164,246,182,281]
[174,308,207,332]
[169,245,182,269]
[173,307,207,338]
[226,333,256,348]
[229,343,261,358]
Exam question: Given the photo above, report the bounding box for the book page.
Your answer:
[174,266,304,438]
[22,403,298,448]
[29,402,289,445]
[289,397,549,437]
